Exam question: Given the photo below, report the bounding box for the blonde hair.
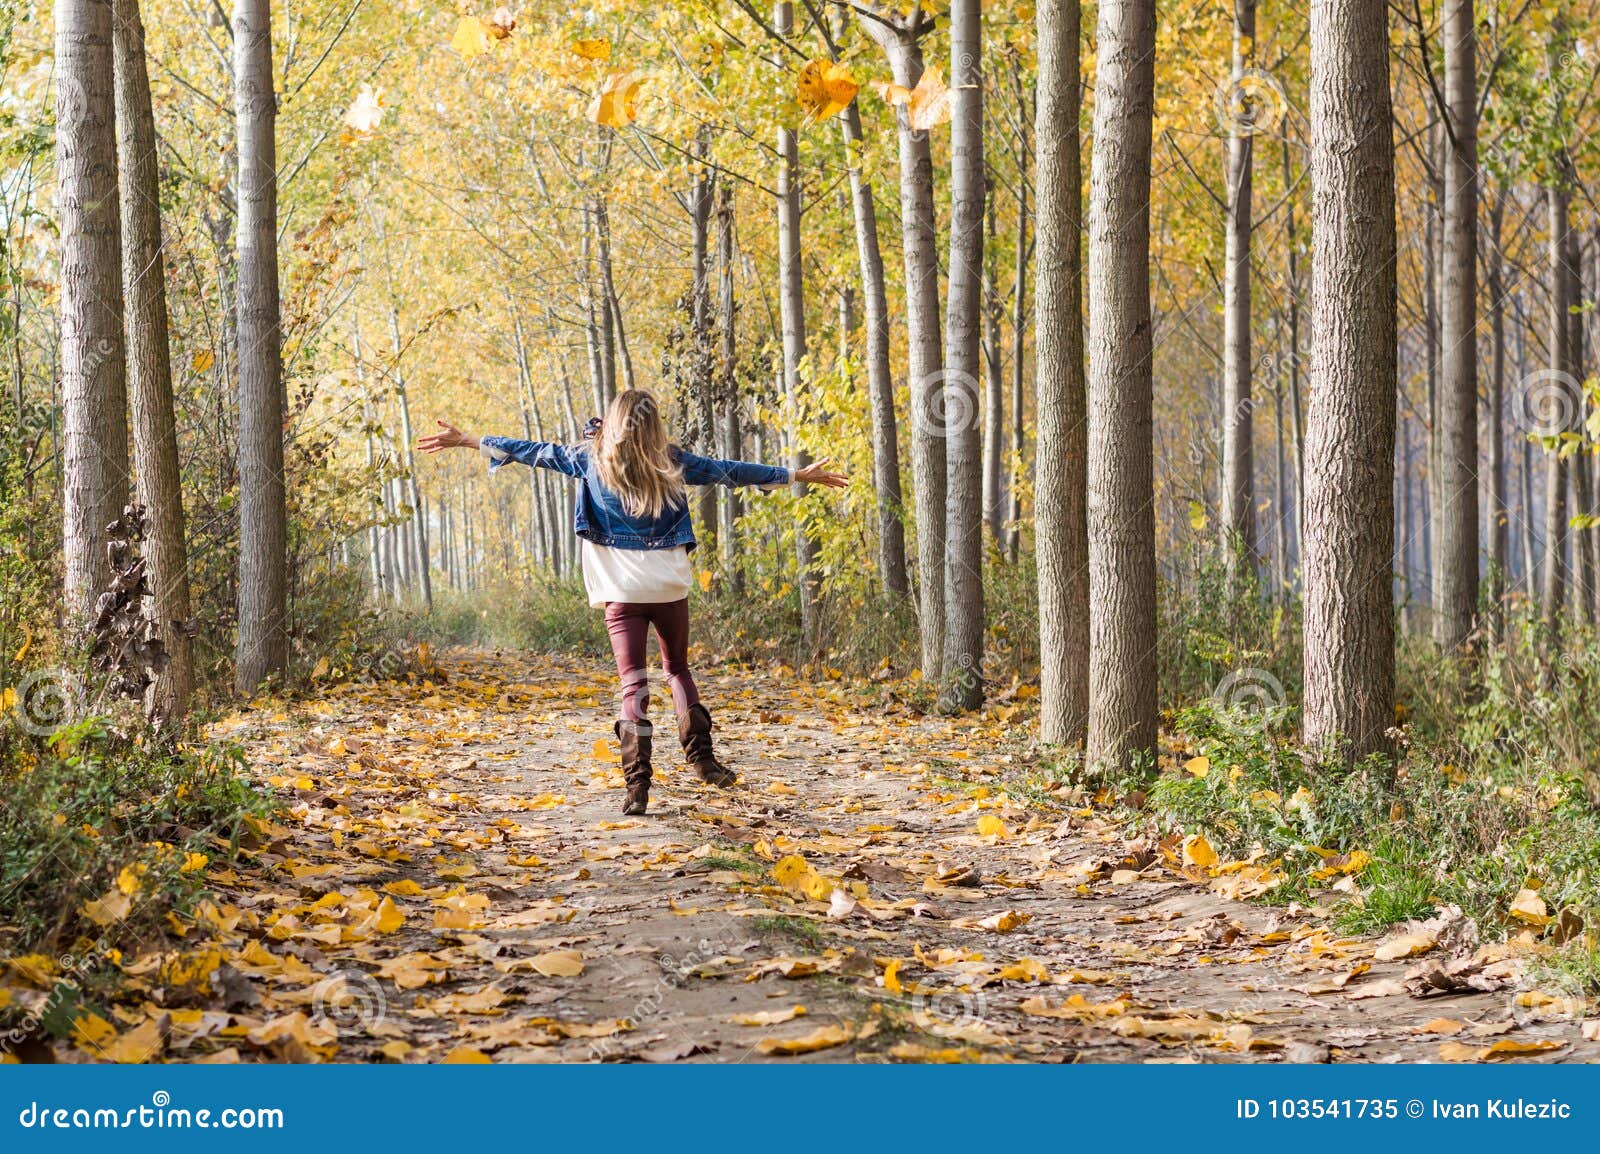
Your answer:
[594,389,686,519]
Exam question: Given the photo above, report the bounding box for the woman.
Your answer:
[419,389,848,815]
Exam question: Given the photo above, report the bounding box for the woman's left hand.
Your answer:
[794,458,849,488]
[418,419,479,454]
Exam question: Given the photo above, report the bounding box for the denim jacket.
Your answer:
[480,436,791,551]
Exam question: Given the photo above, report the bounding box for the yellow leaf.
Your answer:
[591,738,619,764]
[117,865,145,895]
[698,569,714,593]
[976,814,1010,839]
[82,888,132,927]
[450,16,492,59]
[1509,887,1551,926]
[588,72,644,129]
[773,854,833,902]
[907,65,952,131]
[573,38,612,61]
[180,852,209,874]
[190,349,215,374]
[883,959,904,994]
[755,1025,854,1055]
[71,1012,118,1053]
[384,879,426,897]
[1181,834,1218,868]
[1183,755,1210,778]
[443,1046,493,1064]
[995,957,1050,983]
[379,1040,412,1061]
[374,896,406,934]
[729,1005,807,1027]
[797,58,859,122]
[871,79,912,106]
[528,949,585,978]
[1374,930,1436,961]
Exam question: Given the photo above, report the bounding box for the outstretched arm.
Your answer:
[418,420,584,478]
[677,449,849,490]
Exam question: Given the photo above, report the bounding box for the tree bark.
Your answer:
[688,127,718,556]
[1302,0,1398,762]
[840,98,909,597]
[940,0,986,710]
[1434,0,1479,651]
[1485,188,1507,632]
[1007,58,1030,564]
[775,1,819,647]
[716,182,744,584]
[57,0,130,625]
[862,10,946,677]
[1086,0,1159,765]
[232,0,288,691]
[982,198,1006,544]
[1540,178,1572,639]
[113,0,191,721]
[1220,0,1257,581]
[389,305,432,610]
[1033,0,1089,746]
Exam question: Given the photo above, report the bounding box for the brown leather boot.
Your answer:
[616,719,653,815]
[678,703,737,787]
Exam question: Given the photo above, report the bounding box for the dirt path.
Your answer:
[191,650,1592,1064]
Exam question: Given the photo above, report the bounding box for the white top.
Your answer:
[581,539,693,607]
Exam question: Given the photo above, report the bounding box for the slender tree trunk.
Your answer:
[1569,229,1595,625]
[388,306,432,610]
[1435,0,1480,651]
[1282,135,1305,578]
[233,0,288,690]
[776,1,819,648]
[1086,0,1159,765]
[1301,0,1398,762]
[940,0,986,709]
[863,12,946,677]
[1541,178,1573,639]
[688,128,718,555]
[57,0,130,625]
[1034,0,1089,746]
[840,97,909,596]
[981,198,1006,544]
[1485,189,1507,632]
[1007,58,1030,564]
[1221,0,1257,581]
[716,182,744,584]
[113,0,191,720]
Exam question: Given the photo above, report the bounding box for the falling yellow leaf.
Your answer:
[1181,834,1218,869]
[871,79,912,106]
[588,72,644,129]
[450,15,492,59]
[797,58,859,122]
[573,38,611,61]
[906,65,953,131]
[342,86,384,133]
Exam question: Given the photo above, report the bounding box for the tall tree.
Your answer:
[774,0,819,645]
[1220,0,1258,581]
[1540,175,1574,637]
[1434,0,1480,651]
[839,70,910,596]
[114,0,192,720]
[1302,0,1398,760]
[1086,0,1159,766]
[1034,0,1088,746]
[1484,187,1508,632]
[56,0,130,623]
[941,0,985,709]
[233,0,288,691]
[860,6,946,677]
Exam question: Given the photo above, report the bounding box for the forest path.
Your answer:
[204,650,1592,1064]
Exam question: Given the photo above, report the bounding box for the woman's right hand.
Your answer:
[418,420,479,454]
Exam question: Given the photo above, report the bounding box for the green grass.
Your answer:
[752,913,827,952]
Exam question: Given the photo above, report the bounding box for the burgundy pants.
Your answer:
[604,599,700,723]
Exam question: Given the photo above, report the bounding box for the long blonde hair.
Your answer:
[594,389,686,519]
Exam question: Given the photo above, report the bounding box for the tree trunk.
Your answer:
[689,127,718,556]
[981,198,1006,544]
[863,12,946,677]
[1302,0,1398,761]
[1569,227,1595,625]
[113,0,191,721]
[1086,0,1159,765]
[1485,189,1507,632]
[1434,0,1479,651]
[840,96,910,596]
[57,0,131,625]
[1007,58,1030,564]
[1221,0,1257,581]
[716,182,744,584]
[233,0,288,691]
[775,1,819,648]
[940,0,986,710]
[1540,178,1573,639]
[1033,0,1089,746]
[388,306,432,610]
